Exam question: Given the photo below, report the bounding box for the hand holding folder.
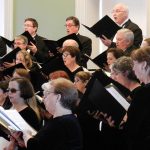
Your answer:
[78,69,130,126]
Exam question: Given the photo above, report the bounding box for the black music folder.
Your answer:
[44,33,82,55]
[40,54,74,81]
[82,15,121,38]
[1,37,14,48]
[21,31,36,45]
[84,50,108,70]
[2,63,25,77]
[78,69,130,126]
[0,47,21,63]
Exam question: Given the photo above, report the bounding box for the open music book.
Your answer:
[78,70,130,126]
[0,107,37,136]
[105,83,130,111]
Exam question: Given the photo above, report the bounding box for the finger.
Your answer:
[102,35,107,39]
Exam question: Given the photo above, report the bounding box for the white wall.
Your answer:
[75,0,100,69]
[0,0,4,36]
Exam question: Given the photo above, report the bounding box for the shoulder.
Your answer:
[125,19,142,31]
[77,34,91,42]
[35,34,47,40]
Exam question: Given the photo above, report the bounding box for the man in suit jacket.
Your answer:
[65,16,92,68]
[100,3,143,49]
[24,18,50,63]
[0,36,7,57]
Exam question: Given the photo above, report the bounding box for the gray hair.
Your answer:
[117,28,134,42]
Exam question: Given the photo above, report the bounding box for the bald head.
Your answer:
[62,39,79,48]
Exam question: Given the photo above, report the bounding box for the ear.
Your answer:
[56,94,61,101]
[142,61,147,70]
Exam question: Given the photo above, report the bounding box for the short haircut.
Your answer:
[66,16,80,29]
[42,78,79,111]
[111,56,138,81]
[107,48,124,59]
[75,71,91,83]
[117,28,134,42]
[24,18,38,28]
[62,46,80,64]
[14,35,28,45]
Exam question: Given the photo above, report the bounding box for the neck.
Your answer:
[143,77,150,84]
[53,107,72,118]
[12,102,28,112]
[0,99,5,106]
[124,80,140,91]
[67,62,80,72]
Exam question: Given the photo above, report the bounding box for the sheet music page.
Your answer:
[0,107,37,135]
[105,84,130,111]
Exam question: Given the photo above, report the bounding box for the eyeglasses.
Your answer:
[64,24,76,27]
[43,90,55,97]
[24,24,34,28]
[6,88,20,93]
[74,78,82,83]
[111,10,125,14]
[14,42,25,45]
[62,53,70,58]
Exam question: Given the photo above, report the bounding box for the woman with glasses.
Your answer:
[5,77,42,150]
[62,46,88,78]
[110,56,141,101]
[7,78,83,150]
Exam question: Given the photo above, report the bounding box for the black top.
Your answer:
[77,34,92,68]
[17,107,41,150]
[123,83,150,150]
[27,114,83,150]
[31,34,50,63]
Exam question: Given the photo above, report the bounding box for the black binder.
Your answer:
[78,69,130,126]
[0,47,21,63]
[43,33,82,55]
[82,15,121,38]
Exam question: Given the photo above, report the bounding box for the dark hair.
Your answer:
[24,18,38,32]
[0,80,9,93]
[66,16,80,29]
[24,18,38,28]
[107,48,124,59]
[0,80,12,109]
[10,77,34,99]
[9,77,41,120]
[62,46,80,64]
